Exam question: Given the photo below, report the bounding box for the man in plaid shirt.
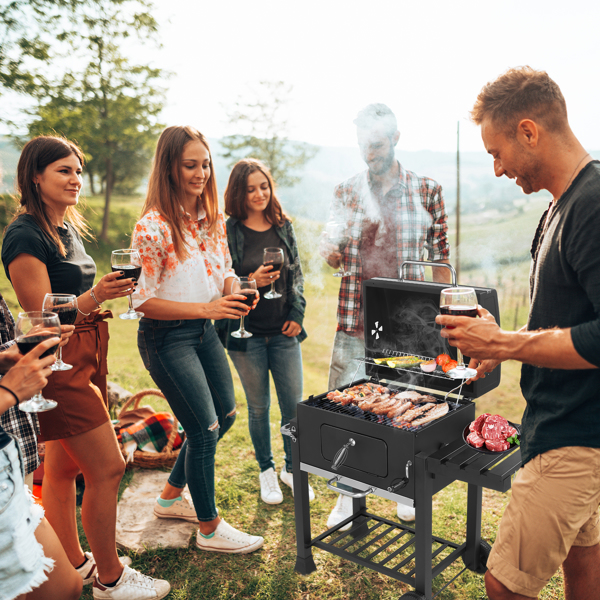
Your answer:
[321,104,450,526]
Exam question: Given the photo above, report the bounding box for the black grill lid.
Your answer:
[362,276,501,398]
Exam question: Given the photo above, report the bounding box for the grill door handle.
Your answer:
[327,475,375,498]
[331,438,355,471]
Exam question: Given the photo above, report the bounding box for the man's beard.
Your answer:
[368,148,396,176]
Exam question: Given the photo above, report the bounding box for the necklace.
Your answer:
[560,152,591,199]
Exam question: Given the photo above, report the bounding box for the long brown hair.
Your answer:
[12,136,91,257]
[141,126,219,261]
[224,158,288,227]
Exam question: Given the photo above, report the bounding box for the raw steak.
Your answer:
[469,413,491,434]
[485,439,510,452]
[482,415,510,440]
[467,431,485,448]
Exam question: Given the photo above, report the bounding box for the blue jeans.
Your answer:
[138,319,236,521]
[228,334,303,474]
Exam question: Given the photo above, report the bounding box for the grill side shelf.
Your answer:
[427,437,522,492]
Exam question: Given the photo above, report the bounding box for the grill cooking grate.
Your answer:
[304,393,461,432]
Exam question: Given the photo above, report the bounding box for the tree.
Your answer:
[5,0,166,241]
[221,81,318,188]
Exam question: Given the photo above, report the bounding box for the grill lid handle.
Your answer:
[400,261,457,285]
[331,438,355,471]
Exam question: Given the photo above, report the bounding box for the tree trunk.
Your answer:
[100,156,113,242]
[88,171,96,195]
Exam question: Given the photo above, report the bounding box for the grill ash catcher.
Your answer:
[283,262,522,599]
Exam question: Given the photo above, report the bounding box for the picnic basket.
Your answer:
[117,389,182,469]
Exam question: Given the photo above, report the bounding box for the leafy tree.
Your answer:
[221,81,318,188]
[4,0,165,241]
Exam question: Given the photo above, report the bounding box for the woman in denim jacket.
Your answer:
[216,159,313,505]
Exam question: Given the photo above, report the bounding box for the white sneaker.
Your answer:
[397,502,416,522]
[92,565,170,599]
[195,519,264,554]
[154,489,199,522]
[259,467,284,504]
[327,494,353,531]
[77,552,132,585]
[280,465,315,502]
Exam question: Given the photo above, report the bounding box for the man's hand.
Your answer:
[465,357,502,384]
[318,233,342,269]
[435,306,507,362]
[0,345,21,374]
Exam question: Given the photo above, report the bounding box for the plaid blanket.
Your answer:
[118,412,183,453]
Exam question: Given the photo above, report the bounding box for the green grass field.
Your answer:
[0,194,566,599]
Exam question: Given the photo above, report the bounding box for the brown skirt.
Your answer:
[38,310,113,441]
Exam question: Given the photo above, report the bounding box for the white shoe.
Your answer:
[92,565,170,599]
[77,552,132,585]
[195,519,264,554]
[259,467,283,504]
[154,489,199,522]
[397,502,415,522]
[327,494,353,531]
[280,465,315,502]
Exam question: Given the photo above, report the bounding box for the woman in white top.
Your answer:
[132,126,263,554]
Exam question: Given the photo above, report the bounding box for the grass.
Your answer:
[0,194,567,599]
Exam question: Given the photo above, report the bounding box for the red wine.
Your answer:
[16,334,59,358]
[238,290,257,308]
[52,306,78,325]
[337,236,349,252]
[440,305,478,318]
[112,264,142,281]
[264,260,284,273]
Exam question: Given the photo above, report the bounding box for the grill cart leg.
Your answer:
[290,420,317,575]
[349,494,369,538]
[463,483,490,573]
[414,452,433,600]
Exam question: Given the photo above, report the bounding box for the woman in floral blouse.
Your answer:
[131,126,263,555]
[215,159,312,506]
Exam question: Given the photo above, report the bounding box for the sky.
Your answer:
[144,0,600,153]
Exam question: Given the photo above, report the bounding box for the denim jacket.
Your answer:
[215,217,307,351]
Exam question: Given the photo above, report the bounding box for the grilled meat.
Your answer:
[410,402,449,426]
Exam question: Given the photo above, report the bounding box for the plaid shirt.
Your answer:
[0,293,40,475]
[329,162,449,333]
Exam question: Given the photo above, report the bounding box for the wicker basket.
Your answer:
[117,389,181,469]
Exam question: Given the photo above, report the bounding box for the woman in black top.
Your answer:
[1,136,170,598]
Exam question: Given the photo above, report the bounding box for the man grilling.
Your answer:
[437,66,600,599]
[320,103,451,528]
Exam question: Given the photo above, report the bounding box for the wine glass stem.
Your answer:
[127,294,135,312]
[270,282,275,295]
[239,315,245,333]
[456,349,465,368]
[57,346,64,363]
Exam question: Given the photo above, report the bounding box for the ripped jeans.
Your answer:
[138,318,236,521]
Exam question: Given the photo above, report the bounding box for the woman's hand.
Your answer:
[1,337,57,402]
[93,271,139,302]
[282,320,301,337]
[202,294,250,321]
[251,264,281,288]
[58,324,75,348]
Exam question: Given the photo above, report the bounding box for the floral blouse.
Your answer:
[131,205,236,308]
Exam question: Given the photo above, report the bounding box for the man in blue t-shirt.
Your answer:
[437,66,600,600]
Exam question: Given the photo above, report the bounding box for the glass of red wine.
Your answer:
[263,247,284,300]
[325,221,351,277]
[231,277,258,339]
[15,311,61,412]
[42,293,77,371]
[111,249,144,320]
[439,287,479,380]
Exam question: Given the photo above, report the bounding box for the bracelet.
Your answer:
[89,286,103,309]
[77,307,91,317]
[0,384,20,407]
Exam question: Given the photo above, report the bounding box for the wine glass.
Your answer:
[111,249,144,320]
[324,221,351,277]
[43,293,77,371]
[231,277,258,339]
[15,311,61,412]
[263,247,284,299]
[440,287,479,380]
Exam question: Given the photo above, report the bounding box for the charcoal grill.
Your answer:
[284,263,522,599]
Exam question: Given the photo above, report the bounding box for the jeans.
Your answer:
[228,334,303,474]
[328,330,366,390]
[138,319,236,521]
